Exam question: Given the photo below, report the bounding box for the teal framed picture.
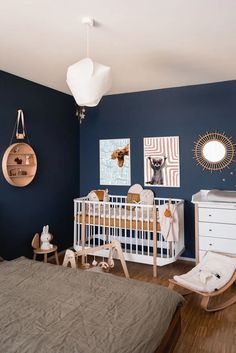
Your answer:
[99,138,131,186]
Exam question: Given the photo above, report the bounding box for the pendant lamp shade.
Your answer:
[66,58,112,107]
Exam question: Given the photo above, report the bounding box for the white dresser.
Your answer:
[192,190,236,263]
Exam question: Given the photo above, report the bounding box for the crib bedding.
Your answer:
[0,257,183,353]
[77,213,161,232]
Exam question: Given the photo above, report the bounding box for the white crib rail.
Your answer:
[74,195,185,271]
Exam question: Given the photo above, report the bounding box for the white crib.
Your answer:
[74,195,185,275]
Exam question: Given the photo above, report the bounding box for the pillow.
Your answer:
[87,190,109,214]
[126,192,140,211]
[140,189,154,205]
[88,191,99,202]
[128,184,143,194]
[127,192,140,204]
[95,189,109,202]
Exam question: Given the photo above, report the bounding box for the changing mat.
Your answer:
[207,189,236,202]
[174,251,236,293]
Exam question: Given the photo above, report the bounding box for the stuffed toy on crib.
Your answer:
[40,225,53,250]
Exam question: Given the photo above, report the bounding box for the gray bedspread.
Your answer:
[0,257,184,353]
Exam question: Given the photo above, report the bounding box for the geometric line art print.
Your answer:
[100,138,131,186]
[144,136,180,187]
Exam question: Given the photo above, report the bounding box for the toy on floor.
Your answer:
[63,240,129,279]
[81,245,115,273]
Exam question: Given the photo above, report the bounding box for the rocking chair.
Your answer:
[169,251,236,312]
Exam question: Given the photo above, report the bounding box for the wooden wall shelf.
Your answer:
[2,143,37,187]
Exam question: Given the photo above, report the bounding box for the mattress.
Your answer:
[0,257,183,353]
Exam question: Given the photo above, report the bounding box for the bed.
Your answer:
[0,258,184,353]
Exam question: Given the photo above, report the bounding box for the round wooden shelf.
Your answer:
[2,143,37,187]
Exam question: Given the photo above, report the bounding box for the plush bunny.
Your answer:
[40,225,53,250]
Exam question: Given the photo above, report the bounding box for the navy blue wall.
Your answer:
[0,70,79,259]
[80,80,236,258]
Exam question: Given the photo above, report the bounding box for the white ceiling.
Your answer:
[0,0,236,96]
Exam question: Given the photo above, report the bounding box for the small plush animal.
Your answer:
[40,225,53,250]
[111,144,129,167]
[14,157,22,164]
[146,156,167,185]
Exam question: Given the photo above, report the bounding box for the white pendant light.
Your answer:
[66,17,112,122]
[67,57,111,107]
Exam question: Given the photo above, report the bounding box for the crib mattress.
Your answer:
[76,214,161,232]
[0,257,183,353]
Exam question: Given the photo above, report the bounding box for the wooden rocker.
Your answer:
[63,240,130,279]
[169,252,236,312]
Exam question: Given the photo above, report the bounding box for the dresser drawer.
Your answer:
[199,236,236,254]
[199,222,236,239]
[198,207,236,224]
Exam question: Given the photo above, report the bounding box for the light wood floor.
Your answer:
[54,255,236,353]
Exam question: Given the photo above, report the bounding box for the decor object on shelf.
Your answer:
[32,231,59,265]
[169,251,236,312]
[14,157,22,164]
[67,17,111,123]
[144,136,180,187]
[2,110,37,187]
[193,131,235,172]
[100,138,131,185]
[25,155,31,165]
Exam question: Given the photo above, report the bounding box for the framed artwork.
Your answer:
[100,138,131,185]
[143,136,180,187]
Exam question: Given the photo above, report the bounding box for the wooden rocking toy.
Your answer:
[62,240,130,279]
[169,251,236,312]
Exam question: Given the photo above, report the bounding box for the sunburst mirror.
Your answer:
[194,132,235,172]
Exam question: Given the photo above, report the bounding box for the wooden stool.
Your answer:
[32,233,59,265]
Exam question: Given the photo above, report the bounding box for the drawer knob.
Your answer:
[208,214,212,217]
[209,243,213,246]
[209,229,212,232]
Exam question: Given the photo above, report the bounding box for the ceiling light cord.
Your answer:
[86,24,90,58]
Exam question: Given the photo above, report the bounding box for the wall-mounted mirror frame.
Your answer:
[194,132,235,172]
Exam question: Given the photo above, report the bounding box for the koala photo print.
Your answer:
[100,138,131,185]
[144,136,180,187]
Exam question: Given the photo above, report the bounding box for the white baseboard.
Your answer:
[179,256,196,262]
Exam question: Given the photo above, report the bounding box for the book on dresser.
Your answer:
[192,190,236,263]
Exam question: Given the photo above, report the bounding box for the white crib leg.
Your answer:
[81,201,86,265]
